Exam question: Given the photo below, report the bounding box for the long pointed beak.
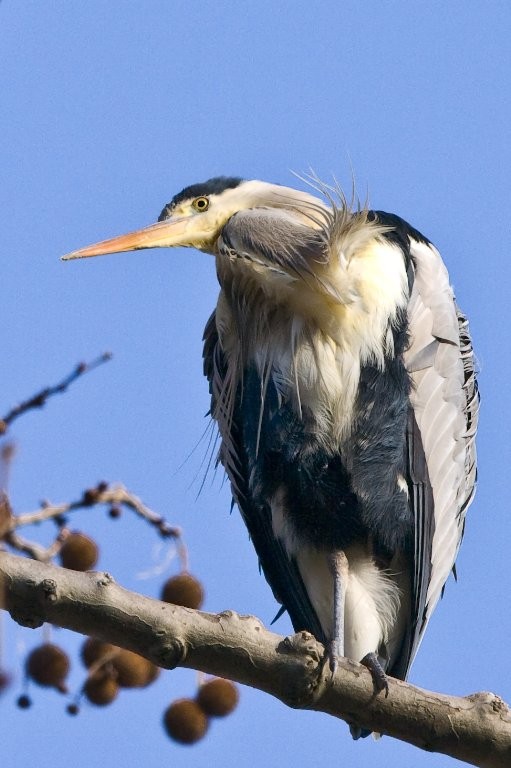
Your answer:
[61,217,192,261]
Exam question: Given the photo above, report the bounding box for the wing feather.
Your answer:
[403,238,479,671]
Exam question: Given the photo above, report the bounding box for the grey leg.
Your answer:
[328,550,349,674]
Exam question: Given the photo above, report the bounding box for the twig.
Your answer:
[6,483,187,569]
[0,353,112,435]
[3,529,68,563]
[14,483,182,538]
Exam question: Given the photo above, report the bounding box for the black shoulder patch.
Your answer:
[368,210,431,247]
[158,176,244,221]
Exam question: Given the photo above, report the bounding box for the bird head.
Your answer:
[61,177,325,261]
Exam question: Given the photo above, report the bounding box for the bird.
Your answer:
[63,175,479,735]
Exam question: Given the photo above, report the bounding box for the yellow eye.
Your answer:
[192,196,210,212]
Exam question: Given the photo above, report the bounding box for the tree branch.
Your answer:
[13,484,180,537]
[0,353,112,435]
[1,551,509,767]
[3,482,186,568]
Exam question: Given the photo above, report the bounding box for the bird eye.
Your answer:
[192,197,210,212]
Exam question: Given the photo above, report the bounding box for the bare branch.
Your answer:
[3,528,68,562]
[0,551,509,767]
[6,483,186,567]
[0,353,112,434]
[13,483,181,538]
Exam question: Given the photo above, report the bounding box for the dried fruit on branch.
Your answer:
[81,637,117,667]
[84,670,119,706]
[113,649,159,688]
[161,573,204,610]
[81,637,159,688]
[197,678,239,717]
[163,699,209,744]
[26,643,70,690]
[60,532,98,571]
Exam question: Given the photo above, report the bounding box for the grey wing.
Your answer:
[402,237,479,675]
[202,311,326,642]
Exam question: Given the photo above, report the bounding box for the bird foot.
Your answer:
[328,638,343,675]
[360,652,389,697]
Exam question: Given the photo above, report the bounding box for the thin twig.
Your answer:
[6,483,187,569]
[3,529,68,562]
[0,352,112,434]
[14,484,182,537]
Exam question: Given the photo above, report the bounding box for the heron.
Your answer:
[63,175,479,735]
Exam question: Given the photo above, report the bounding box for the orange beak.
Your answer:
[61,216,194,261]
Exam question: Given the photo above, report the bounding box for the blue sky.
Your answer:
[1,2,510,766]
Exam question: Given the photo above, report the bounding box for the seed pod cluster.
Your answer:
[11,503,235,748]
[80,637,160,707]
[163,678,239,745]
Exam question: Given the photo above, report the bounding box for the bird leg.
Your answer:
[328,550,349,674]
[360,652,389,697]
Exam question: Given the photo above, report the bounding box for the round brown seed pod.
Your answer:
[197,678,239,717]
[161,573,204,609]
[81,637,118,668]
[112,649,160,688]
[84,671,119,706]
[163,699,209,744]
[26,643,70,689]
[60,532,98,571]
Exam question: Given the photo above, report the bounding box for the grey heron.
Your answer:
[63,176,479,736]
